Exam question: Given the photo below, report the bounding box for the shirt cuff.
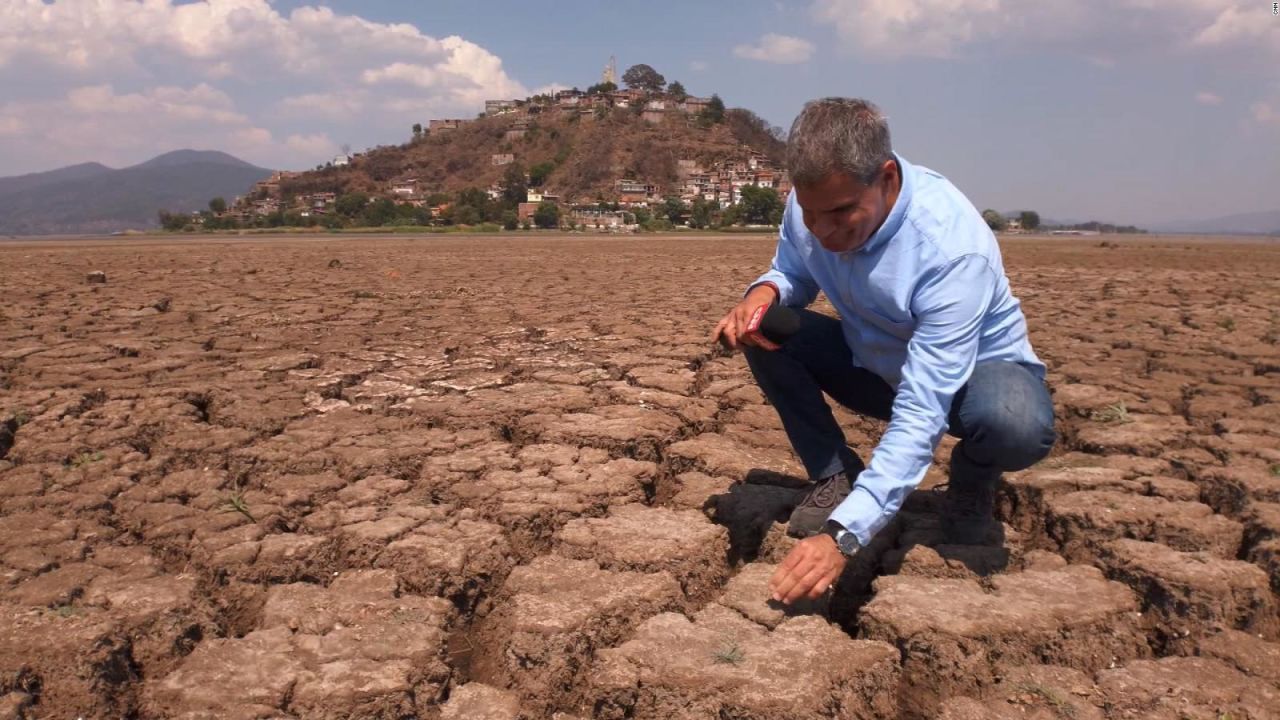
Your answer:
[745,280,780,303]
[827,484,895,548]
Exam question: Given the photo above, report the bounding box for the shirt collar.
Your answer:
[856,151,913,254]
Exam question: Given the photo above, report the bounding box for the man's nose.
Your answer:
[810,215,836,241]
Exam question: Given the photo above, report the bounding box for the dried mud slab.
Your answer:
[301,503,512,607]
[859,565,1147,718]
[665,432,806,480]
[586,604,900,720]
[553,504,730,601]
[1198,465,1280,517]
[144,569,453,719]
[1074,414,1190,457]
[398,382,596,429]
[938,664,1104,720]
[426,447,660,552]
[1097,656,1280,719]
[998,463,1196,537]
[1097,538,1278,642]
[715,562,830,628]
[470,556,683,716]
[1043,490,1243,560]
[0,609,138,720]
[516,405,684,461]
[440,682,521,720]
[1195,628,1280,687]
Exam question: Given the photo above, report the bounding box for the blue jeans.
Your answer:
[742,308,1055,488]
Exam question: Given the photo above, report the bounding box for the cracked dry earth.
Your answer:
[0,233,1278,720]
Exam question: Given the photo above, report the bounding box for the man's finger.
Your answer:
[711,317,728,343]
[771,550,817,601]
[805,571,841,600]
[782,564,829,604]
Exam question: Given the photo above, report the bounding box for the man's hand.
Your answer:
[768,534,847,604]
[712,284,781,352]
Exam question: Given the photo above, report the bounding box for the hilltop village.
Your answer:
[192,62,793,232]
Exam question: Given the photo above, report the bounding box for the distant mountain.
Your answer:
[0,150,273,236]
[0,162,112,197]
[1147,210,1280,236]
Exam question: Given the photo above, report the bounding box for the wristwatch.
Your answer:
[821,520,861,557]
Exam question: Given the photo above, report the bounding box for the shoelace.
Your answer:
[799,472,846,509]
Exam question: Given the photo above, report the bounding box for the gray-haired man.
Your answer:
[712,98,1056,605]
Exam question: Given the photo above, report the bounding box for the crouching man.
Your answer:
[712,98,1056,605]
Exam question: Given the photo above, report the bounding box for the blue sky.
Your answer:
[1,0,1277,225]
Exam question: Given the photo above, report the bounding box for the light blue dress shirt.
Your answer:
[752,153,1044,545]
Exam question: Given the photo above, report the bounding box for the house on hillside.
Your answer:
[332,154,351,167]
[556,89,584,108]
[392,178,418,198]
[485,99,518,116]
[428,118,471,133]
[492,153,515,166]
[617,179,657,205]
[571,208,628,230]
[680,96,711,115]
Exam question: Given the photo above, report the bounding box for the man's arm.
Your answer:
[827,253,997,545]
[748,193,820,307]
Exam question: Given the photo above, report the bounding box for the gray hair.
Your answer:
[786,98,893,187]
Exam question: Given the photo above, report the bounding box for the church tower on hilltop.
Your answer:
[602,56,617,86]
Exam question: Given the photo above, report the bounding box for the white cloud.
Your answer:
[1195,91,1223,105]
[690,60,710,72]
[286,132,340,158]
[0,0,528,173]
[733,33,816,64]
[0,83,287,168]
[809,0,1280,59]
[1253,101,1278,125]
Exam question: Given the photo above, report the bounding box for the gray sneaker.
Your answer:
[787,471,852,538]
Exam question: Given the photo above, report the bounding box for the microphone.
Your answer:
[757,303,801,344]
[720,303,801,348]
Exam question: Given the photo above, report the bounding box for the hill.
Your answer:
[1148,210,1280,236]
[264,97,786,217]
[0,151,273,236]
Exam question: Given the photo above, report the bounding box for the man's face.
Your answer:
[794,163,897,253]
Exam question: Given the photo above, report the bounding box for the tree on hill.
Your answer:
[587,81,617,95]
[699,94,726,125]
[158,210,189,232]
[336,192,369,218]
[534,201,561,229]
[982,209,1007,231]
[667,81,687,100]
[689,197,715,229]
[412,123,423,139]
[501,163,528,207]
[529,161,555,187]
[724,108,786,164]
[739,185,783,225]
[661,196,687,225]
[1019,210,1040,231]
[208,197,227,214]
[623,64,666,93]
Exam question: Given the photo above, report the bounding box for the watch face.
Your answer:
[837,532,860,555]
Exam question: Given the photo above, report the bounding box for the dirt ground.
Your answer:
[0,232,1277,719]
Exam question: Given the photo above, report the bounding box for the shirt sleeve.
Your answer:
[827,252,996,545]
[748,193,820,307]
